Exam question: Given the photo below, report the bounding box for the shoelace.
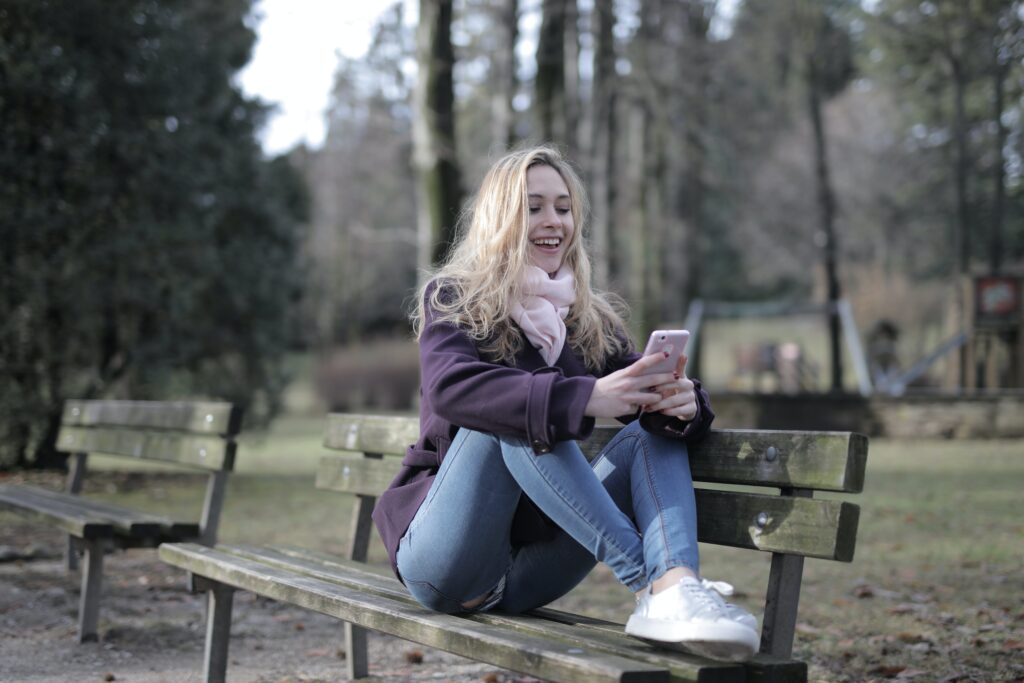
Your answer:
[679,579,726,615]
[701,578,736,597]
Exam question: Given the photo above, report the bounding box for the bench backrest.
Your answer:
[58,400,242,471]
[317,414,866,561]
[315,413,868,659]
[57,399,243,545]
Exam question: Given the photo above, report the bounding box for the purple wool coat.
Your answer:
[371,285,715,578]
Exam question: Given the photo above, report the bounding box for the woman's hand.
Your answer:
[584,352,678,419]
[645,353,698,421]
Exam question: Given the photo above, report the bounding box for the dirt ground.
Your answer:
[0,526,537,683]
[3,460,1024,683]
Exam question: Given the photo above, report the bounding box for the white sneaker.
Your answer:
[625,577,759,662]
[701,578,759,632]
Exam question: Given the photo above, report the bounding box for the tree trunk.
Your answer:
[535,0,568,144]
[414,0,463,270]
[589,0,616,287]
[626,100,651,338]
[680,0,713,313]
[491,0,519,149]
[563,0,580,155]
[806,56,844,392]
[990,53,1007,274]
[949,54,970,387]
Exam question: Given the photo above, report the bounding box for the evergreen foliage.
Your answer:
[0,0,308,467]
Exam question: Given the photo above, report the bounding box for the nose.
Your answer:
[538,205,560,227]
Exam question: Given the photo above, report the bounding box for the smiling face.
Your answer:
[526,164,575,276]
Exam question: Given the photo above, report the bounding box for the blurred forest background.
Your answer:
[3,0,1024,467]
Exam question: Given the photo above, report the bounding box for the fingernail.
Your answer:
[673,372,680,380]
[663,351,670,358]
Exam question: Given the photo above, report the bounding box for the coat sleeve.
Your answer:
[419,298,598,454]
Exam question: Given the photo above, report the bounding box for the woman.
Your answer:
[372,146,759,661]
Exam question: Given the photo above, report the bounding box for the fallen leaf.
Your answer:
[796,622,822,636]
[888,604,921,615]
[854,584,876,599]
[293,622,304,631]
[304,648,330,657]
[405,650,424,664]
[103,675,116,682]
[897,632,930,644]
[482,674,499,683]
[1004,639,1024,651]
[869,665,906,678]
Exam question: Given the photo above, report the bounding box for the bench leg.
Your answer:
[345,622,369,679]
[345,492,376,678]
[65,536,80,572]
[760,552,804,657]
[203,582,235,683]
[78,539,104,643]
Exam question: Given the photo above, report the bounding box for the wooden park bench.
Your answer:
[160,413,867,683]
[0,399,242,642]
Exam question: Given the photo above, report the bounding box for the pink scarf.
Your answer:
[510,265,576,365]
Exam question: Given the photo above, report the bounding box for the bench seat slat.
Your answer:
[322,415,867,493]
[159,542,673,683]
[316,455,859,561]
[63,400,240,435]
[0,485,115,539]
[0,484,198,540]
[222,544,804,683]
[57,426,232,470]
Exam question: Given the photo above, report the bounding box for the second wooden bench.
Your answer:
[0,399,241,641]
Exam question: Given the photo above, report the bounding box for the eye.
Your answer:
[556,207,570,215]
[529,206,540,214]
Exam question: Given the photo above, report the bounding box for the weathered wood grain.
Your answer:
[694,490,860,562]
[56,426,232,470]
[322,415,867,493]
[0,485,115,539]
[62,400,242,435]
[211,544,762,683]
[159,543,672,683]
[5,484,190,534]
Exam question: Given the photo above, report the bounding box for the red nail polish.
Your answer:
[673,372,680,379]
[663,351,670,358]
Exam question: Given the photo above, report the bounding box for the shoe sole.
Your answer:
[625,616,758,662]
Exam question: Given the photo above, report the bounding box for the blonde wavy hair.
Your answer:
[412,146,630,371]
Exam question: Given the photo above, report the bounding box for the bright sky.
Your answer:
[238,0,417,155]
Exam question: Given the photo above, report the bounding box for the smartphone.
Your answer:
[641,330,690,375]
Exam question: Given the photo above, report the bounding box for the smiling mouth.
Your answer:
[532,237,562,248]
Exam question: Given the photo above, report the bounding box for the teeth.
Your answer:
[533,238,561,246]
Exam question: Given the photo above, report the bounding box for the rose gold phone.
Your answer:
[642,330,690,375]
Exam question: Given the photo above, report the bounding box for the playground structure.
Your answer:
[681,298,873,395]
[682,274,1024,397]
[947,275,1024,391]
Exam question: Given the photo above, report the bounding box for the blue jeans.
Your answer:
[395,420,699,614]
